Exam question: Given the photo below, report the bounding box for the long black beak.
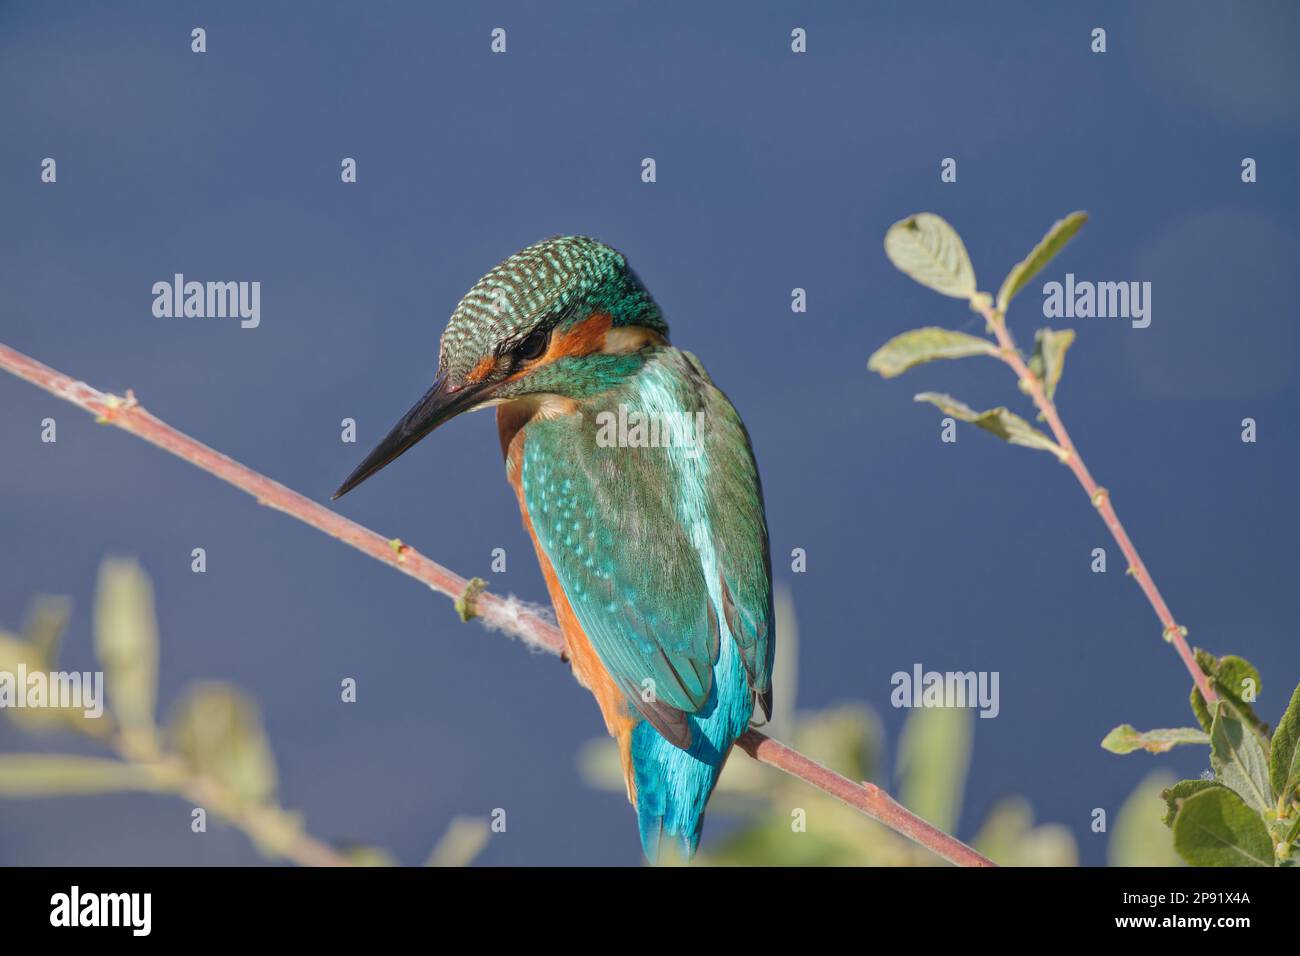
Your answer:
[332,375,489,500]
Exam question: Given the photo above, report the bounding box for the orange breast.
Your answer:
[499,408,641,806]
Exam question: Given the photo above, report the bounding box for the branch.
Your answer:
[0,343,560,655]
[735,730,993,867]
[4,720,350,866]
[0,341,994,868]
[970,304,1217,706]
[155,752,351,867]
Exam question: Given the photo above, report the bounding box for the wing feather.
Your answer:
[521,349,774,742]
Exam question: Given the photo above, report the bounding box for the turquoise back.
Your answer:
[520,347,772,858]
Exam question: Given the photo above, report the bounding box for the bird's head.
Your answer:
[333,236,668,499]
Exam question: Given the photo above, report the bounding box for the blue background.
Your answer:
[1,1,1297,865]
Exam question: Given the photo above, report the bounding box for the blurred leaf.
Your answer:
[576,737,626,794]
[24,596,71,662]
[0,754,156,797]
[995,211,1088,312]
[766,585,799,741]
[425,816,490,867]
[238,807,307,861]
[168,682,277,805]
[93,558,159,750]
[1190,651,1268,742]
[341,845,398,867]
[0,631,43,699]
[708,752,778,803]
[0,631,20,655]
[704,813,863,867]
[0,629,91,734]
[1027,328,1075,402]
[1101,724,1209,754]
[1210,704,1274,817]
[884,213,977,299]
[1161,779,1227,828]
[1270,681,1300,806]
[1172,786,1273,867]
[896,706,972,836]
[914,392,1066,459]
[971,796,1077,867]
[867,327,996,379]
[1109,771,1182,866]
[0,631,46,675]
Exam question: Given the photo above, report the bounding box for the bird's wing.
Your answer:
[686,352,775,718]
[520,350,774,746]
[521,420,716,749]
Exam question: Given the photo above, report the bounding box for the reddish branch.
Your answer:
[735,731,994,867]
[972,304,1216,706]
[0,341,994,867]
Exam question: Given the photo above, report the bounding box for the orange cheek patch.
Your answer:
[466,354,498,382]
[498,312,617,386]
[549,311,613,359]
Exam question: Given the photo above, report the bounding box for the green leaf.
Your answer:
[913,392,1066,459]
[1210,703,1275,817]
[1190,651,1268,741]
[1212,656,1266,729]
[1270,681,1300,806]
[1161,779,1227,828]
[0,755,156,797]
[867,327,996,379]
[168,682,277,805]
[1027,328,1075,402]
[896,706,972,835]
[996,211,1088,312]
[883,213,977,299]
[93,558,159,748]
[1172,786,1274,866]
[1101,724,1210,754]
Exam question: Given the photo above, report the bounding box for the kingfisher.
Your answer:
[333,237,774,861]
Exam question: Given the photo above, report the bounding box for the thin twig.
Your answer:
[0,340,995,867]
[971,305,1216,705]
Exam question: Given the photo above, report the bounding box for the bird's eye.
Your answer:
[514,328,550,362]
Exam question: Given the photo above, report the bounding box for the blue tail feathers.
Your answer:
[631,635,754,862]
